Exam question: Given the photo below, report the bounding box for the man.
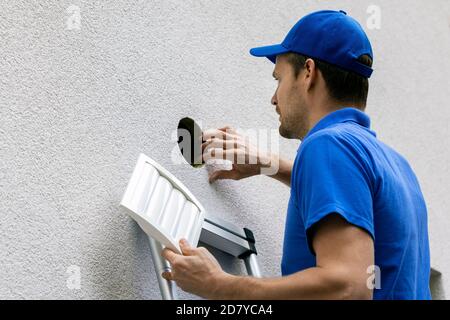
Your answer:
[162,10,431,300]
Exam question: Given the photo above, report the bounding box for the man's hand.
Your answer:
[202,126,292,186]
[202,126,269,183]
[161,239,228,299]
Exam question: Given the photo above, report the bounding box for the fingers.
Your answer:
[202,138,238,153]
[203,147,244,163]
[162,242,194,264]
[161,248,179,264]
[202,127,247,165]
[160,241,202,285]
[218,126,237,134]
[179,239,194,256]
[209,170,238,183]
[203,127,237,141]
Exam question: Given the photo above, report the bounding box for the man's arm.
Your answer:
[216,214,374,299]
[265,154,293,187]
[162,214,374,300]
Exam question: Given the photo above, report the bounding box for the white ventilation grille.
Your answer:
[121,154,205,254]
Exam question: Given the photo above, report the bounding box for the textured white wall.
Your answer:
[1,0,449,299]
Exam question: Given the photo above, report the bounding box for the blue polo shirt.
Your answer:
[281,107,431,300]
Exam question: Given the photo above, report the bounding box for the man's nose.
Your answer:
[271,92,277,106]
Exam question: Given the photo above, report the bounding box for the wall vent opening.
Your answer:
[177,117,204,168]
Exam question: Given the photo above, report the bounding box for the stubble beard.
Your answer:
[279,104,309,140]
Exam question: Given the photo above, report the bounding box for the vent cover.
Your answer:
[121,154,205,254]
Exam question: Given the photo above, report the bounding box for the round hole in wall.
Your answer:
[177,117,204,168]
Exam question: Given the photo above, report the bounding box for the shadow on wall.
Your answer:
[430,268,445,300]
[199,242,247,276]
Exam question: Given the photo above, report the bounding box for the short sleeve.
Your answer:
[296,132,375,255]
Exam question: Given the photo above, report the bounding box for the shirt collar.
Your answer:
[303,107,373,141]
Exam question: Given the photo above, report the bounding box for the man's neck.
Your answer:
[307,102,363,133]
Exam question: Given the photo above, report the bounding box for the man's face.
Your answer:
[271,55,310,140]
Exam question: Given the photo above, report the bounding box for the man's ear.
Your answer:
[303,58,317,91]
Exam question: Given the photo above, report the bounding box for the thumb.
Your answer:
[209,170,237,183]
[161,271,173,281]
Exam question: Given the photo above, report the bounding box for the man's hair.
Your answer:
[284,53,372,109]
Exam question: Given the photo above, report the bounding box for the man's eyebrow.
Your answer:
[272,71,278,78]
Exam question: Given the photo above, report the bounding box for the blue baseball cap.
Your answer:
[250,10,374,78]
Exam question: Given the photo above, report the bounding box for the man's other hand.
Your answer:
[161,239,228,299]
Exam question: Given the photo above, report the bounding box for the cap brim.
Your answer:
[249,44,289,64]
